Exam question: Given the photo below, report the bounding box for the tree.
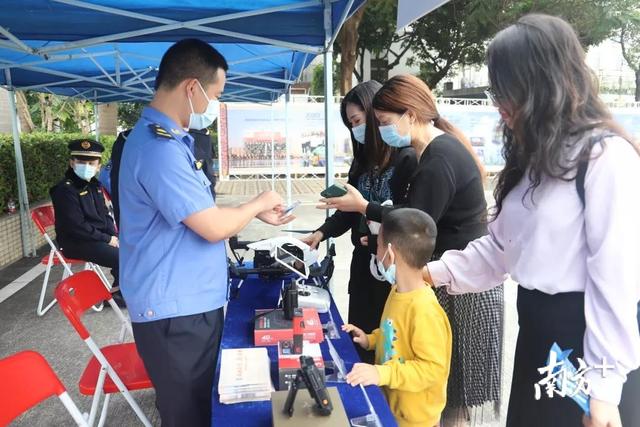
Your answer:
[335,4,367,95]
[17,90,96,133]
[15,91,35,133]
[406,1,504,89]
[356,0,412,83]
[353,0,625,90]
[499,0,621,46]
[409,0,623,89]
[37,93,54,132]
[310,63,340,97]
[118,102,145,129]
[616,5,640,101]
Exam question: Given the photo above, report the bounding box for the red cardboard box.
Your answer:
[254,308,323,346]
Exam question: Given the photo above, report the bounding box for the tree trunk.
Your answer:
[15,91,35,133]
[358,46,365,82]
[337,5,366,95]
[636,69,640,102]
[76,101,91,134]
[38,93,46,129]
[39,93,54,132]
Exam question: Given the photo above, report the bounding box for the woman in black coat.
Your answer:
[302,80,417,364]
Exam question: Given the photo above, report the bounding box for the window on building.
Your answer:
[370,58,388,83]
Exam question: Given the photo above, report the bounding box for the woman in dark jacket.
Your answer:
[321,75,504,426]
[303,80,417,364]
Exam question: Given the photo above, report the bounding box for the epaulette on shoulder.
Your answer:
[149,123,173,139]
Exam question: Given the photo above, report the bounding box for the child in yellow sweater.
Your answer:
[343,208,452,427]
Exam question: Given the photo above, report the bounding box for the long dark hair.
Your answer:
[372,74,486,179]
[489,14,636,215]
[340,80,391,176]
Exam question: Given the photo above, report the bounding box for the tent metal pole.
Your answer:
[42,0,323,55]
[215,102,223,183]
[225,81,281,93]
[270,100,275,191]
[0,50,118,72]
[82,49,118,86]
[94,91,100,140]
[5,70,35,257]
[118,53,154,94]
[228,51,291,66]
[328,0,356,48]
[323,0,335,220]
[0,25,33,54]
[284,88,292,206]
[227,71,295,85]
[13,66,151,92]
[10,64,152,97]
[121,67,154,85]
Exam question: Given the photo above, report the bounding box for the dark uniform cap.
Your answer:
[68,139,104,159]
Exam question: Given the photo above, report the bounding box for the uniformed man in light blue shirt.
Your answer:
[119,39,293,426]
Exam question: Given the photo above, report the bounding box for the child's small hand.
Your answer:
[346,363,380,387]
[342,324,368,349]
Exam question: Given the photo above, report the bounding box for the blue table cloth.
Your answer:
[211,275,397,426]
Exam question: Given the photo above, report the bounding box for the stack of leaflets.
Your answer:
[218,347,274,404]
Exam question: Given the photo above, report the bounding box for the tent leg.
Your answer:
[323,0,336,287]
[323,0,335,222]
[7,85,35,257]
[284,89,292,205]
[94,93,100,140]
[270,101,275,191]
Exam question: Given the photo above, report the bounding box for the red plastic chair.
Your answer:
[0,350,88,426]
[55,270,152,427]
[31,205,111,316]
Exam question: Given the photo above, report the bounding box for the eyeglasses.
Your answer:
[485,87,501,106]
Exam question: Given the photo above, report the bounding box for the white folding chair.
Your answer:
[56,271,151,427]
[0,350,89,426]
[31,205,111,316]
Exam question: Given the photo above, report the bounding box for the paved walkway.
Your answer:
[0,179,515,427]
[215,177,339,196]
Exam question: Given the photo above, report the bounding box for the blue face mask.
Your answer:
[376,245,396,285]
[188,80,220,130]
[379,112,411,148]
[351,123,366,144]
[73,163,97,181]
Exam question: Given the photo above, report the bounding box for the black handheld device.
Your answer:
[282,280,299,321]
[320,183,347,198]
[283,355,333,417]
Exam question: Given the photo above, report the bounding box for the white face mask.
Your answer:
[351,123,366,144]
[188,80,220,130]
[73,163,97,181]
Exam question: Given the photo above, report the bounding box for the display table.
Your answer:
[211,274,397,426]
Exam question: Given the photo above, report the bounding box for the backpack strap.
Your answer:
[576,157,588,208]
[575,131,616,208]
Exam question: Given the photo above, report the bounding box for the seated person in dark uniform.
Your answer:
[188,127,216,196]
[50,139,124,304]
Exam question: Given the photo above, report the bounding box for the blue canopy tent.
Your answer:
[0,0,364,256]
[0,41,314,103]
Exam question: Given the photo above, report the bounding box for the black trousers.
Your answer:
[60,239,118,287]
[347,247,391,364]
[132,308,224,427]
[508,287,640,427]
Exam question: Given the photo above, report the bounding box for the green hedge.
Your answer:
[0,132,116,207]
